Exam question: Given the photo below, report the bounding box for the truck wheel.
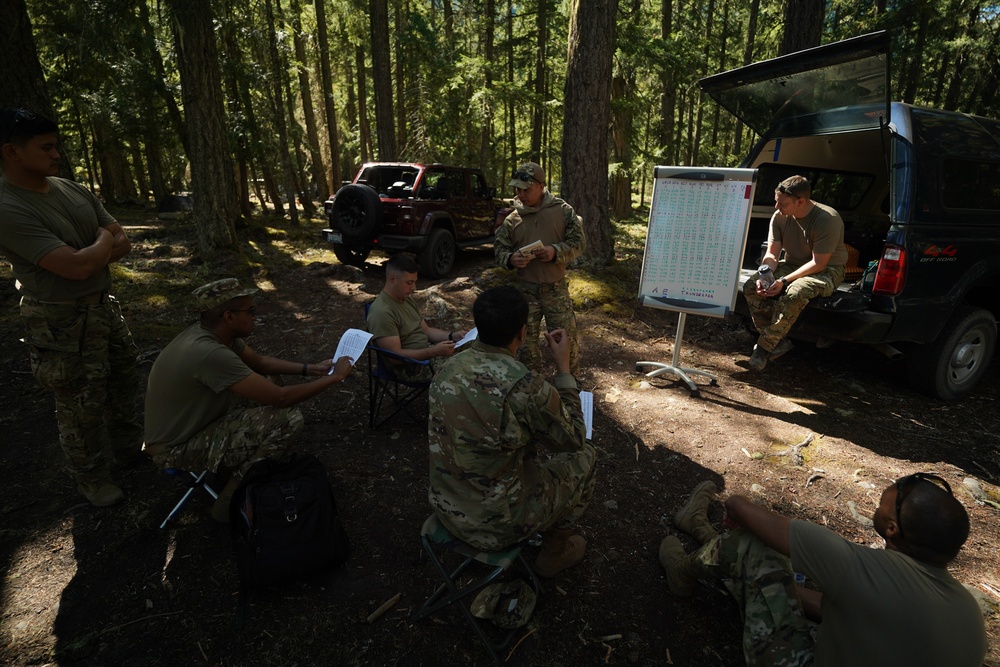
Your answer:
[419,229,456,279]
[331,184,383,241]
[907,305,996,400]
[332,244,370,268]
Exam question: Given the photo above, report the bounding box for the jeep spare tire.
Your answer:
[331,184,383,241]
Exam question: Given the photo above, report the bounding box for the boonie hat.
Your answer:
[508,162,546,189]
[470,579,537,629]
[193,278,258,312]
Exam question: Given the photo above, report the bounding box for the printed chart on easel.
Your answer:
[639,166,757,318]
[636,166,756,395]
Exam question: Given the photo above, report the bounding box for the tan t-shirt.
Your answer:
[768,202,848,270]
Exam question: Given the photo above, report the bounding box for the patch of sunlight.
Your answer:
[2,524,76,643]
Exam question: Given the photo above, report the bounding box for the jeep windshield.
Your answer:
[700,31,890,137]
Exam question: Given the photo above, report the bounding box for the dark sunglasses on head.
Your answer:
[895,472,952,540]
[4,108,37,144]
[512,170,540,185]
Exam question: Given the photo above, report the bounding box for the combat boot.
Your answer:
[211,477,241,524]
[534,528,587,578]
[658,536,701,596]
[77,479,124,507]
[674,481,719,544]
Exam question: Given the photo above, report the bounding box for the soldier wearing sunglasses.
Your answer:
[495,162,585,375]
[0,108,142,507]
[658,473,986,665]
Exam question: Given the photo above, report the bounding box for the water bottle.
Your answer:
[757,264,775,288]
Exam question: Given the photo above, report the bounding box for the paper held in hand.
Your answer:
[519,240,544,256]
[580,391,593,440]
[455,327,478,347]
[329,328,373,374]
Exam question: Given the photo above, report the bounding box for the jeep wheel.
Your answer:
[419,229,457,278]
[331,184,383,241]
[907,305,997,400]
[332,244,370,268]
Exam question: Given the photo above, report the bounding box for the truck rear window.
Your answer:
[941,158,1000,211]
[753,164,874,211]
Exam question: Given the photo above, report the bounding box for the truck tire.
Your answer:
[907,305,996,400]
[419,229,457,279]
[332,244,370,268]
[331,184,383,241]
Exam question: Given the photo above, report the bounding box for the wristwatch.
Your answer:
[778,277,789,288]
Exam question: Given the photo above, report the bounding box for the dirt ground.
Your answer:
[1,212,998,666]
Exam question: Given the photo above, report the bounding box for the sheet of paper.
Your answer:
[455,327,478,347]
[580,391,593,440]
[519,239,544,255]
[330,328,373,371]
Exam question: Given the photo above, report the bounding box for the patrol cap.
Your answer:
[470,580,537,629]
[509,162,546,189]
[193,278,258,312]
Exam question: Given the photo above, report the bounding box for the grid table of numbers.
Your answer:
[641,178,751,306]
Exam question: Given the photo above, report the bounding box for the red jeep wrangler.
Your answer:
[322,162,509,278]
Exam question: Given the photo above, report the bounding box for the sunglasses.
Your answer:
[4,108,38,145]
[894,472,952,540]
[512,170,541,186]
[227,306,257,316]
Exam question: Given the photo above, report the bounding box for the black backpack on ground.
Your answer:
[230,454,351,591]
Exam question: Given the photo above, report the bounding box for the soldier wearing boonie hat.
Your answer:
[143,277,355,524]
[494,161,586,375]
[192,277,259,312]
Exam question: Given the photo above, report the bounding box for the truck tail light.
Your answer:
[872,244,906,296]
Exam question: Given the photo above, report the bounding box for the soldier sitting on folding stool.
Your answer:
[428,285,596,578]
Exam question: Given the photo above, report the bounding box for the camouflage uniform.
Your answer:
[495,189,585,374]
[688,529,817,666]
[428,341,595,551]
[20,295,142,485]
[0,176,141,488]
[741,203,847,353]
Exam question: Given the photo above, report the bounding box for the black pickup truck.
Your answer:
[702,31,1000,400]
[322,162,509,279]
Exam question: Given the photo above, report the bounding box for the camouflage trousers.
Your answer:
[20,295,141,484]
[741,264,845,352]
[152,401,303,478]
[506,441,597,548]
[515,278,579,375]
[691,529,817,666]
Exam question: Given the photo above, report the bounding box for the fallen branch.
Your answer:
[506,627,537,661]
[366,593,401,624]
[100,610,184,635]
[805,473,824,487]
[777,433,814,466]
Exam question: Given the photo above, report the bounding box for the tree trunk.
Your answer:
[658,0,675,163]
[507,0,516,169]
[394,0,407,155]
[530,0,549,159]
[479,0,496,172]
[291,0,329,202]
[562,0,618,262]
[355,44,372,164]
[264,0,299,223]
[779,0,825,56]
[167,0,240,254]
[732,0,760,156]
[370,0,397,159]
[316,0,342,192]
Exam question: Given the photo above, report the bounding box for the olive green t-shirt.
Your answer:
[0,176,117,300]
[144,323,252,448]
[366,291,429,350]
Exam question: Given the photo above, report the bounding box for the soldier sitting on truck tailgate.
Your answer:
[742,175,848,371]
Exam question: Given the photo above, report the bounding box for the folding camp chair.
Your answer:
[364,302,433,429]
[412,514,543,662]
[159,468,218,529]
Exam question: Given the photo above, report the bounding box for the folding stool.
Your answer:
[159,468,218,529]
[412,514,543,662]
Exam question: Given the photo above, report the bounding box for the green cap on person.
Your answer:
[508,162,546,189]
[192,278,258,312]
